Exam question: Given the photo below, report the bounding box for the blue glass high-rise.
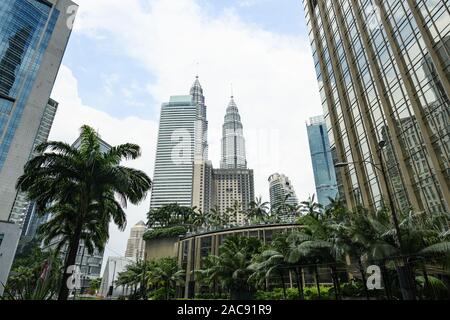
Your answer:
[306,115,339,207]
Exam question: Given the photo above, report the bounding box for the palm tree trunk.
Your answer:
[278,270,287,299]
[380,262,391,300]
[314,266,321,300]
[421,266,431,300]
[58,222,83,300]
[294,267,304,300]
[357,257,370,300]
[330,266,339,300]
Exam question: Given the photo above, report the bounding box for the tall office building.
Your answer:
[302,0,450,214]
[150,78,210,210]
[0,0,77,296]
[191,76,208,161]
[14,98,59,233]
[213,96,255,224]
[268,173,299,220]
[125,221,147,262]
[306,115,339,207]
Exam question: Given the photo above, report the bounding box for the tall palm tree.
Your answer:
[17,125,152,300]
[300,194,323,219]
[151,258,185,300]
[247,197,270,224]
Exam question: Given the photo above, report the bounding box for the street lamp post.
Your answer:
[335,140,415,300]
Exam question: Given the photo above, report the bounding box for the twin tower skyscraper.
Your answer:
[150,77,254,224]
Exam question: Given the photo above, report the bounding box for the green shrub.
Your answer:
[149,287,175,300]
[195,293,229,300]
[255,286,334,300]
[143,226,188,240]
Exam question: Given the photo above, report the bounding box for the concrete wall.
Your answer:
[0,221,21,296]
[145,237,179,261]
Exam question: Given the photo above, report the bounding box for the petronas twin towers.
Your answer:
[150,77,254,222]
[221,96,247,169]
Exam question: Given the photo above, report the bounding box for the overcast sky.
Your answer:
[48,0,323,266]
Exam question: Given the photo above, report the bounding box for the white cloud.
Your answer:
[50,0,324,263]
[50,65,158,263]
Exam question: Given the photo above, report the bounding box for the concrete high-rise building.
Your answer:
[192,160,214,214]
[212,96,255,224]
[0,0,77,296]
[212,168,255,225]
[150,78,210,211]
[306,115,339,207]
[268,173,299,219]
[125,221,147,262]
[302,0,450,214]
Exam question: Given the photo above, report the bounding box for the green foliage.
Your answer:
[255,286,333,300]
[194,293,229,300]
[117,257,184,300]
[3,246,62,300]
[147,204,196,229]
[149,287,175,300]
[88,278,102,295]
[143,226,188,241]
[196,236,262,299]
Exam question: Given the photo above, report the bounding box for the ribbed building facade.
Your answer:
[12,98,59,229]
[306,115,339,207]
[19,98,59,241]
[303,0,450,214]
[150,95,197,209]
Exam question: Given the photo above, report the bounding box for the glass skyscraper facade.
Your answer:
[0,0,58,170]
[303,0,449,214]
[307,115,339,207]
[0,0,77,296]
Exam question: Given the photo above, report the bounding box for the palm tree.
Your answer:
[249,249,288,299]
[151,258,185,300]
[17,125,152,300]
[247,197,270,224]
[300,194,323,219]
[196,236,262,299]
[116,260,153,299]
